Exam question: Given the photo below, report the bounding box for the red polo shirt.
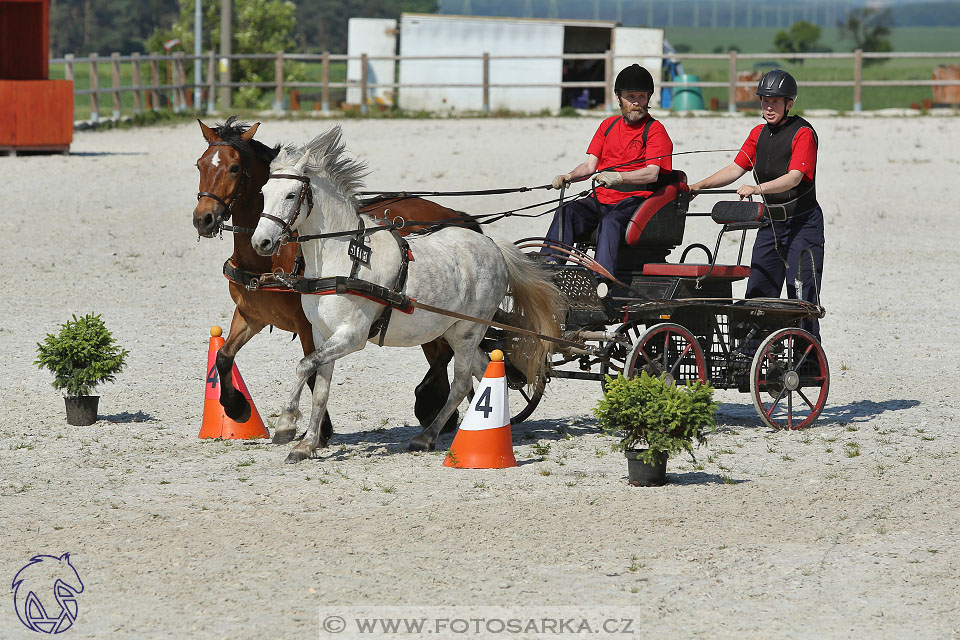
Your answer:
[587,115,674,205]
[734,123,817,181]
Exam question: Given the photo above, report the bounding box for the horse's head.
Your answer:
[193,118,261,238]
[12,553,85,632]
[253,126,368,256]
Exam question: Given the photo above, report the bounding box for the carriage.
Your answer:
[486,170,829,431]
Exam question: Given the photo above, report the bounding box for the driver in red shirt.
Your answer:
[542,64,674,281]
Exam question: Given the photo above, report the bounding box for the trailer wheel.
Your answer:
[599,321,648,392]
[749,328,829,430]
[626,323,706,385]
[509,375,546,424]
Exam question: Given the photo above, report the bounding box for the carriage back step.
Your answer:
[711,201,767,229]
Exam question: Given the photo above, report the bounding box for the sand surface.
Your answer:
[2,113,959,639]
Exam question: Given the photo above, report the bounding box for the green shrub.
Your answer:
[35,314,129,397]
[593,372,717,464]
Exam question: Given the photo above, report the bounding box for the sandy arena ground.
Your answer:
[2,113,960,639]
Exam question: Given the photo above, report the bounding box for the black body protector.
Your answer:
[754,115,819,220]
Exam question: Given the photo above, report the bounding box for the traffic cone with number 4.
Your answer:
[444,349,517,469]
[199,326,269,439]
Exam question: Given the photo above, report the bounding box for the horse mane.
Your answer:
[213,115,280,165]
[274,125,369,204]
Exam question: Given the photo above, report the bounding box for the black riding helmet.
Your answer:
[615,64,655,94]
[756,69,798,101]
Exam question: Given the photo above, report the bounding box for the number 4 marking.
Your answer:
[207,365,219,389]
[474,386,493,418]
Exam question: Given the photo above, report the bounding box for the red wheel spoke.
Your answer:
[787,392,794,428]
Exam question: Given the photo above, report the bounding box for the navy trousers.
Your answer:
[745,206,825,340]
[541,196,645,276]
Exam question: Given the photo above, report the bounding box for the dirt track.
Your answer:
[2,113,959,639]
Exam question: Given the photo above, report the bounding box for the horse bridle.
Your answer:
[261,173,314,241]
[196,141,250,227]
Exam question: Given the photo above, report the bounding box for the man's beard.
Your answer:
[621,104,647,123]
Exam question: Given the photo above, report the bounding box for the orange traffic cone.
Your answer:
[199,326,269,439]
[444,349,517,469]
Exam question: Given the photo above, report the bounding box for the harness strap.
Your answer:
[596,116,658,195]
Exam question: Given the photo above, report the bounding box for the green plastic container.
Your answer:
[671,74,705,111]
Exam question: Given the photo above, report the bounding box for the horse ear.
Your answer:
[199,119,220,143]
[294,149,311,173]
[240,122,261,141]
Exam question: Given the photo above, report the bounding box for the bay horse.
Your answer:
[251,126,562,462]
[192,117,474,443]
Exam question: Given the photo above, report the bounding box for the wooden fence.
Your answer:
[53,49,960,123]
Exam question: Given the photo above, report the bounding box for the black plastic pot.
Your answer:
[64,396,99,426]
[625,449,668,486]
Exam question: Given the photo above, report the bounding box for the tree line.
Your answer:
[49,0,438,57]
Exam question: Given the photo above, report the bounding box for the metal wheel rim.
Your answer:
[625,322,706,384]
[749,328,829,430]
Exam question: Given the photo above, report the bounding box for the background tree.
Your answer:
[838,6,894,64]
[50,0,178,56]
[294,0,438,53]
[147,0,301,107]
[773,21,825,65]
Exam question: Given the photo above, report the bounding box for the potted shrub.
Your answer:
[593,372,717,486]
[35,313,129,426]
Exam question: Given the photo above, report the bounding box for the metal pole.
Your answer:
[219,0,232,110]
[853,48,863,112]
[194,0,203,109]
[728,50,738,113]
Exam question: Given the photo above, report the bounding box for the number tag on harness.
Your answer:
[348,239,371,265]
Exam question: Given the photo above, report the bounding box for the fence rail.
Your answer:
[51,49,960,123]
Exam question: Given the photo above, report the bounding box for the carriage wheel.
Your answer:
[509,375,546,424]
[626,323,706,385]
[749,328,829,430]
[599,321,648,392]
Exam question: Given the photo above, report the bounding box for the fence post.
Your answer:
[131,53,143,115]
[149,55,161,111]
[360,52,368,115]
[482,52,490,113]
[321,51,330,113]
[604,49,614,113]
[728,50,738,113]
[177,53,189,110]
[274,50,284,112]
[64,53,75,122]
[853,48,863,112]
[111,52,122,119]
[207,51,216,113]
[89,53,99,123]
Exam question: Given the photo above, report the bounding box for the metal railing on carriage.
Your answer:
[53,49,960,124]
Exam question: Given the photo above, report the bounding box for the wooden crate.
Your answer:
[0,80,73,152]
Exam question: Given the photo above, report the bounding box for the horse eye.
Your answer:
[285,193,296,200]
[230,165,240,174]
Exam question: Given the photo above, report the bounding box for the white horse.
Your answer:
[252,127,562,463]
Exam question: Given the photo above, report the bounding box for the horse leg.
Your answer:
[216,309,264,423]
[281,327,334,444]
[414,340,458,435]
[284,327,367,464]
[408,331,484,452]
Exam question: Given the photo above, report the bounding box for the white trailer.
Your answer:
[346,14,663,113]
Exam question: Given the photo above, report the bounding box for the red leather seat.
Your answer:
[641,263,750,280]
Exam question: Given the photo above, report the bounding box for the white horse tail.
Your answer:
[492,237,565,389]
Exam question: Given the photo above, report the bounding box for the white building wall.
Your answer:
[398,15,564,113]
[347,18,398,106]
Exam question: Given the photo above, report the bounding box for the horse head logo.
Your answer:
[11,553,84,634]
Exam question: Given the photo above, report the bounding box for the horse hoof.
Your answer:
[407,438,435,452]
[439,410,459,435]
[284,450,311,464]
[272,429,297,445]
[223,396,251,423]
[321,414,334,441]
